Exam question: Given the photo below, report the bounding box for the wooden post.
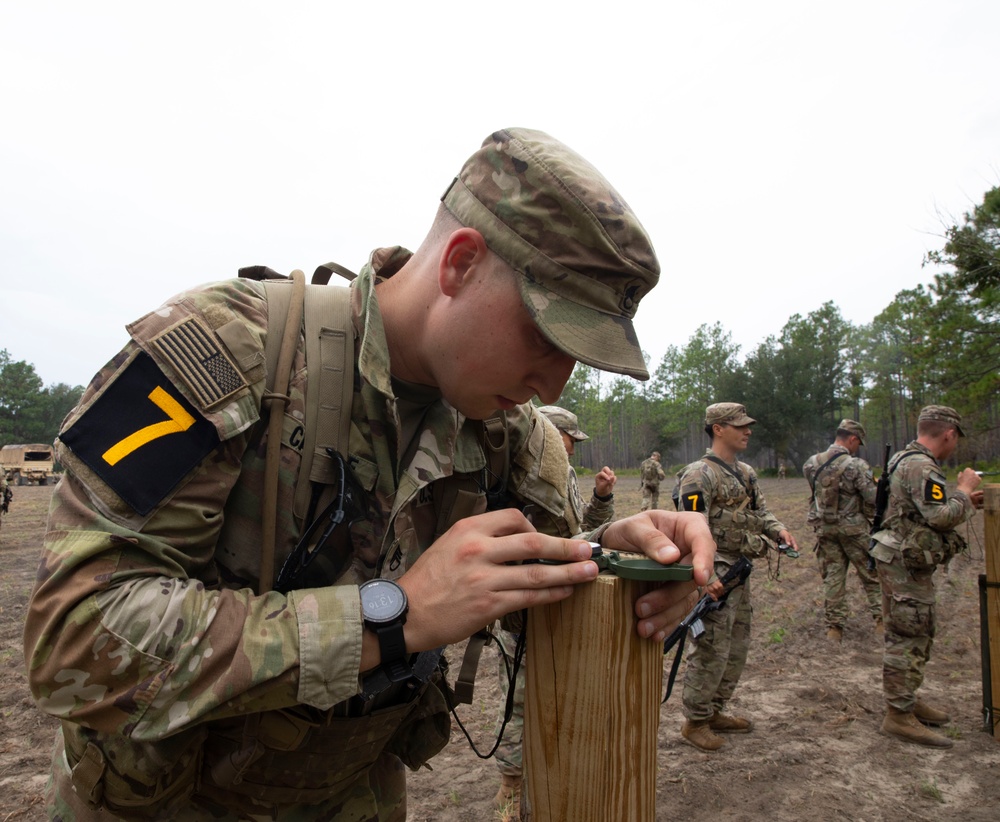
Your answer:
[984,484,1000,741]
[524,574,660,821]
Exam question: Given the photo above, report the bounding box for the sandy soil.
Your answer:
[1,478,997,821]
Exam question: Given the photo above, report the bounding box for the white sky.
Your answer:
[2,1,997,389]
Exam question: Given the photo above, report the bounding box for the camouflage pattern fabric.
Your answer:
[676,452,787,721]
[639,457,665,511]
[803,444,881,629]
[815,532,882,628]
[870,441,977,712]
[24,248,577,820]
[441,128,659,381]
[681,561,752,722]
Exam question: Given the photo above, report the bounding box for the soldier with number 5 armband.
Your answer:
[870,405,983,748]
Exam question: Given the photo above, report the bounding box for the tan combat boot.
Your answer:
[493,773,522,819]
[681,719,725,751]
[881,708,953,748]
[914,699,951,726]
[709,711,753,733]
[826,626,843,644]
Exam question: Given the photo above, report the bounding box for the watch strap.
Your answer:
[374,621,410,683]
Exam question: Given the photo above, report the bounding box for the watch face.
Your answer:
[361,579,407,623]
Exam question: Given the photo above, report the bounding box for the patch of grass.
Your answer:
[917,778,944,802]
[768,626,787,644]
[447,789,461,806]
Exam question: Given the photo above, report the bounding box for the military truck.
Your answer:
[0,443,56,485]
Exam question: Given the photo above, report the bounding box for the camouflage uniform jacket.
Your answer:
[639,458,665,488]
[802,444,876,535]
[870,441,976,585]
[24,246,577,816]
[676,450,785,564]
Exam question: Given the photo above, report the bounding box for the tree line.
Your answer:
[3,188,998,477]
[561,187,1000,476]
[0,350,84,447]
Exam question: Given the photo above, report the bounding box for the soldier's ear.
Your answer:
[438,228,489,297]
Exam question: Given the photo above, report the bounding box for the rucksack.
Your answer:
[807,451,849,525]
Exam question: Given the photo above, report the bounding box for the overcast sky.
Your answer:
[2,1,997,389]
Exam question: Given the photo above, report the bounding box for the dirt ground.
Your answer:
[1,478,997,821]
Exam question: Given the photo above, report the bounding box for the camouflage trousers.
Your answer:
[681,562,752,722]
[876,554,937,713]
[640,484,660,511]
[46,730,407,821]
[494,630,525,777]
[814,529,882,628]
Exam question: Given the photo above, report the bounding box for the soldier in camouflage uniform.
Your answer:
[0,471,10,531]
[639,451,665,511]
[23,128,716,820]
[493,405,616,814]
[675,403,799,751]
[802,419,882,644]
[870,405,983,748]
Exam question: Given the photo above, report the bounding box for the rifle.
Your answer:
[661,556,753,702]
[867,443,892,571]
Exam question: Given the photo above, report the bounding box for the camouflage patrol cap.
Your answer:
[918,405,966,437]
[705,402,756,427]
[537,405,589,441]
[837,419,867,445]
[441,128,659,381]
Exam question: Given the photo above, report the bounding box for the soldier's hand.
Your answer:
[599,511,716,642]
[594,466,616,497]
[394,509,598,655]
[956,467,982,497]
[778,529,800,552]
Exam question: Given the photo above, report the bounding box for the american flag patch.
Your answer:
[151,318,247,409]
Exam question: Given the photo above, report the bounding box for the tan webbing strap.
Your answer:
[292,283,355,522]
[482,415,509,495]
[455,629,492,704]
[259,270,306,593]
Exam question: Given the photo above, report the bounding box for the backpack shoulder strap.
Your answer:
[256,269,356,590]
[807,451,849,495]
[259,271,306,593]
[704,454,756,506]
[292,283,355,523]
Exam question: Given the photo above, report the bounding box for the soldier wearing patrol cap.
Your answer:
[492,405,616,814]
[870,405,983,748]
[674,402,799,751]
[639,450,666,511]
[24,128,715,820]
[802,419,882,644]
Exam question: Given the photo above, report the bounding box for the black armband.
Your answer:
[593,489,614,502]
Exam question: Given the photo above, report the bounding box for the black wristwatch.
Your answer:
[359,579,411,683]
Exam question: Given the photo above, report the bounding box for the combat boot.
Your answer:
[914,699,951,726]
[493,773,522,818]
[881,708,953,748]
[681,719,725,751]
[826,626,843,644]
[709,711,753,733]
